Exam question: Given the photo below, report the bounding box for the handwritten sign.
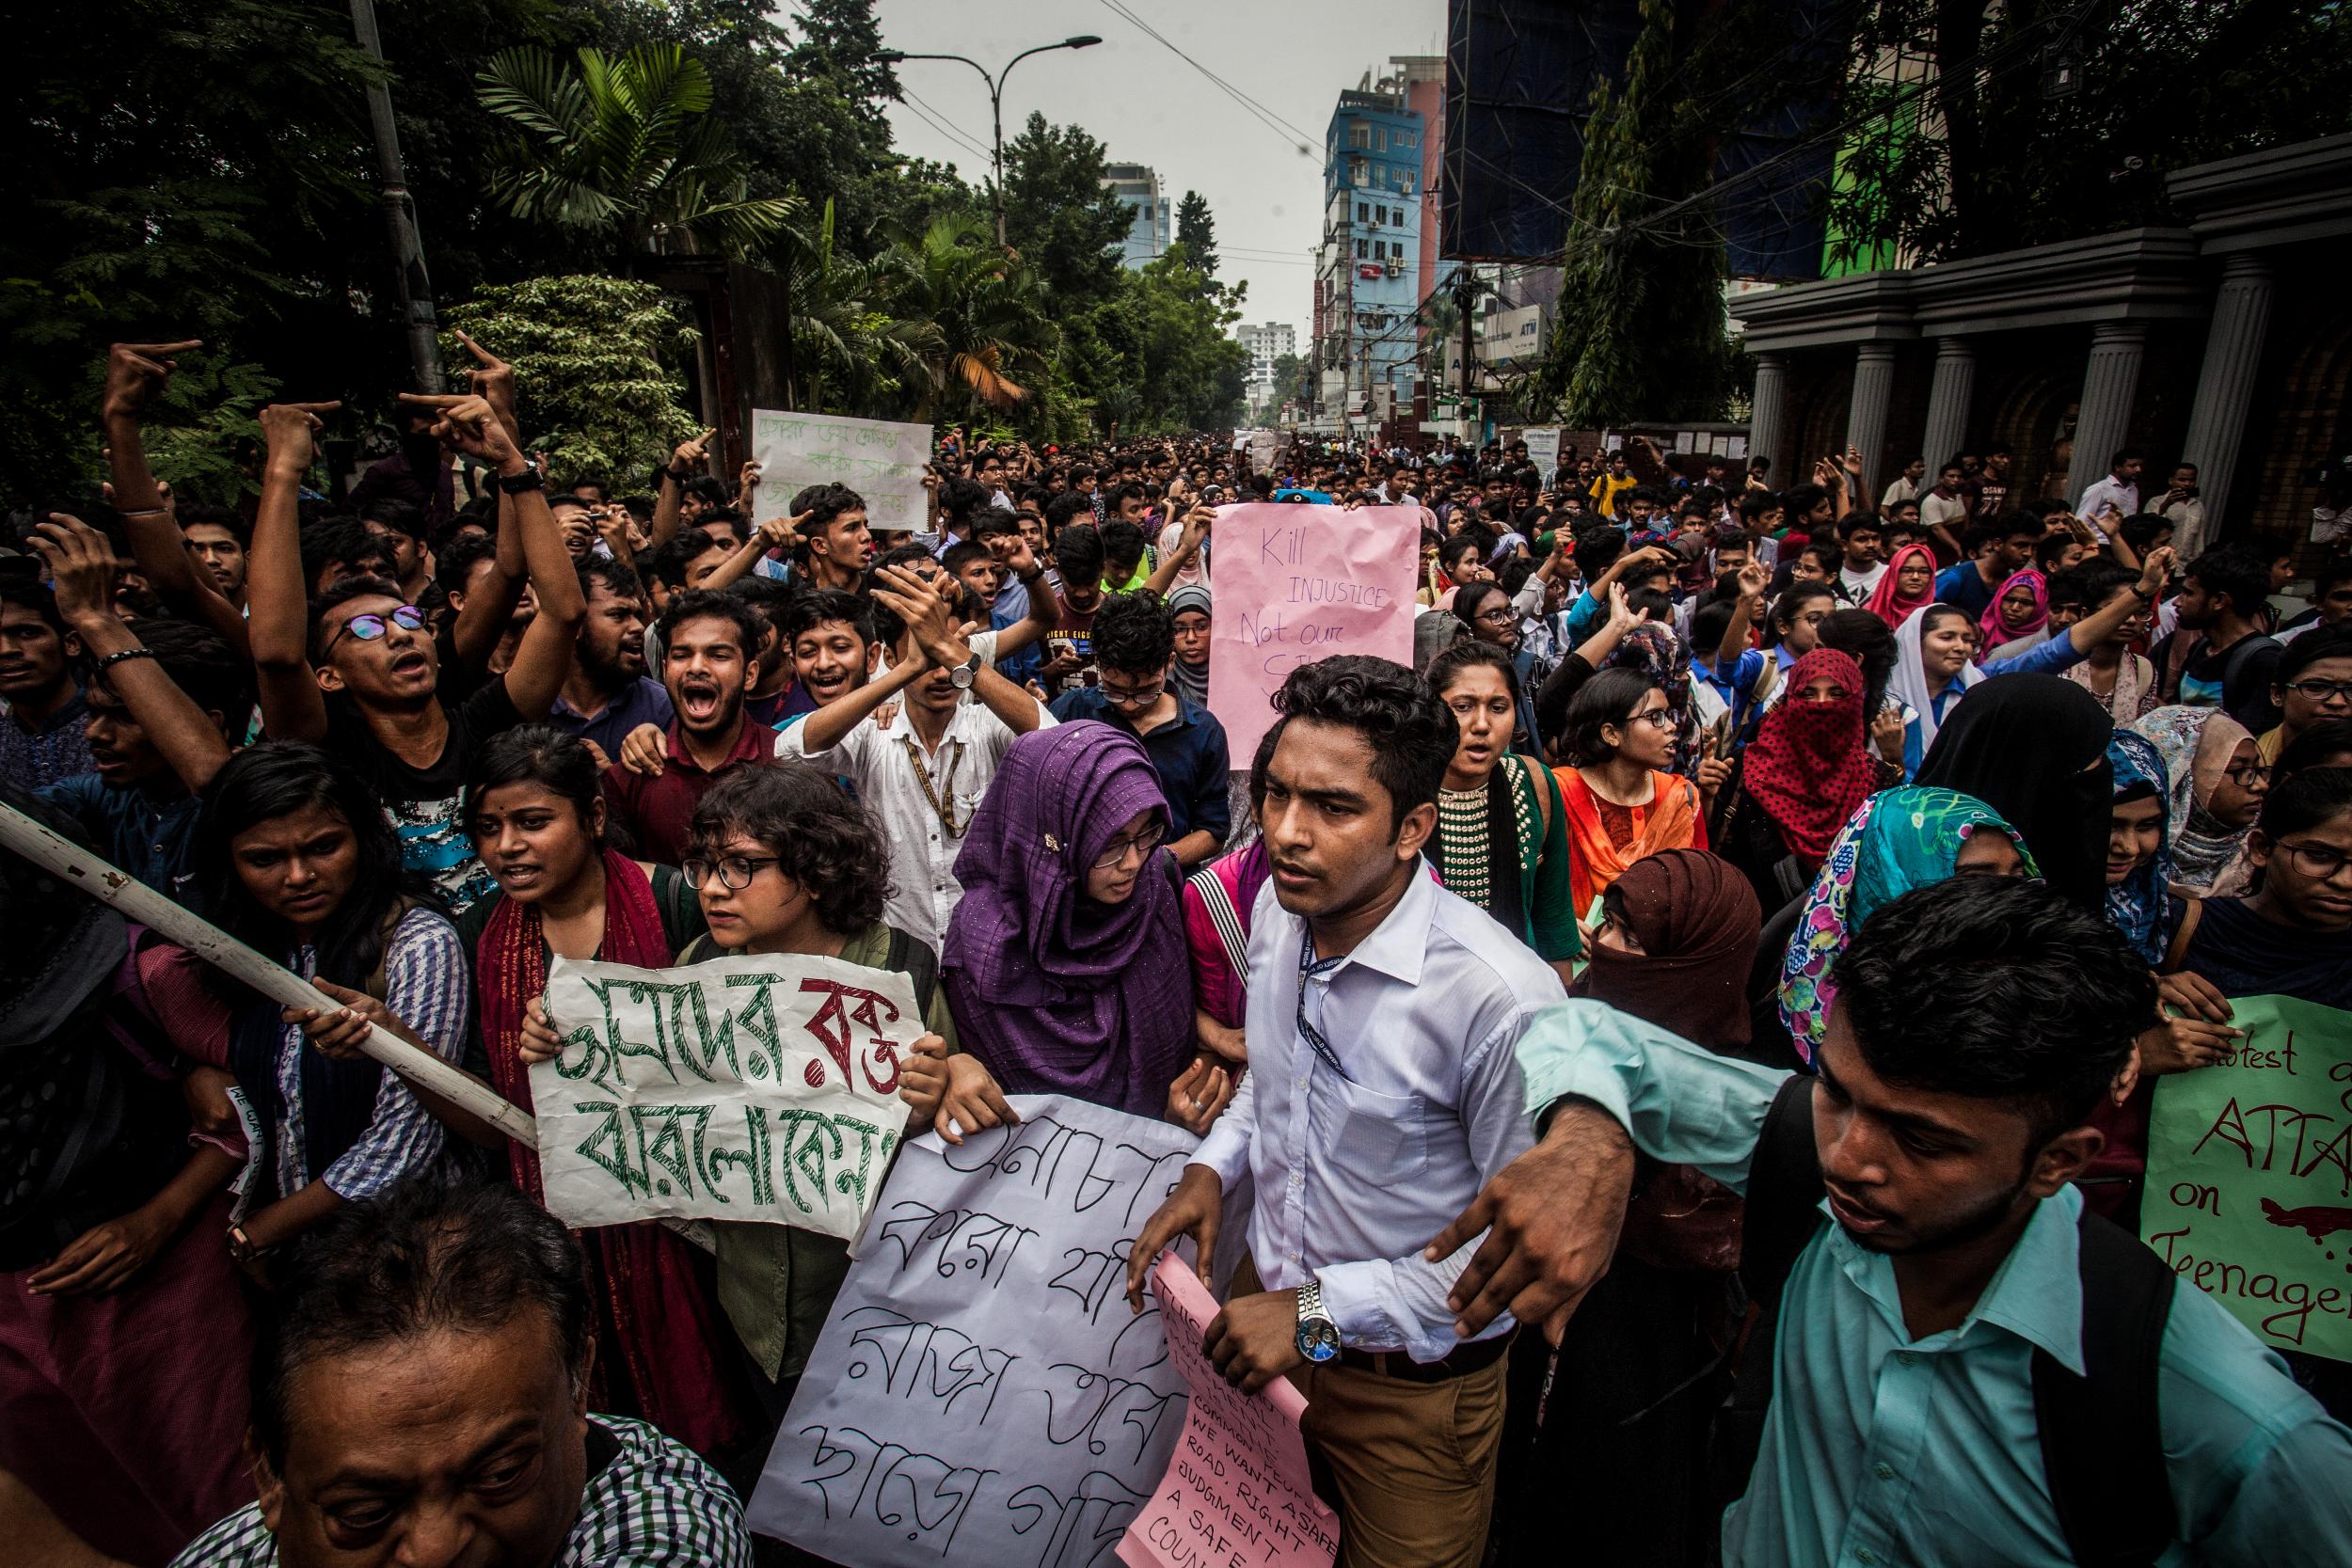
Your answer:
[533,952,918,1236]
[2141,994,2352,1361]
[749,1096,1200,1566]
[1116,1257,1338,1568]
[752,409,934,533]
[1207,501,1419,761]
[1522,426,1561,480]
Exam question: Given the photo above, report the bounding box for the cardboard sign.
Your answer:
[533,952,919,1236]
[749,1096,1200,1566]
[2141,994,2352,1361]
[1206,502,1419,762]
[751,410,934,533]
[1116,1256,1339,1568]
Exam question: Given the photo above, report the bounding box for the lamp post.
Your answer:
[876,36,1103,247]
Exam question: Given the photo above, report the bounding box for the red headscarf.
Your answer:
[1866,543,1939,627]
[1740,648,1876,863]
[1979,567,2049,650]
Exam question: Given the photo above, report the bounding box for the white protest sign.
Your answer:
[1207,501,1419,763]
[749,1095,1198,1567]
[1523,426,1561,479]
[533,952,919,1237]
[752,409,934,533]
[1248,431,1278,474]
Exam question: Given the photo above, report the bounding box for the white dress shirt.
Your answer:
[1190,870,1564,1363]
[2076,474,2139,524]
[775,694,1056,949]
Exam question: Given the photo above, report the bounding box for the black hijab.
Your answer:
[1914,673,2114,911]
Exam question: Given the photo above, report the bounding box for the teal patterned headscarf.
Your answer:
[2103,732,2172,965]
[1777,787,2040,1064]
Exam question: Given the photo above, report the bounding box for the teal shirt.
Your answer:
[1515,1001,2352,1568]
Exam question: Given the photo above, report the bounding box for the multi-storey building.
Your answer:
[1100,163,1170,269]
[1311,75,1425,427]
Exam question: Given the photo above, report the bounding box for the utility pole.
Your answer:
[1455,267,1478,441]
[348,0,441,392]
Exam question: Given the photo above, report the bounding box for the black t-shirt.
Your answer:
[327,679,526,911]
[2152,629,2283,733]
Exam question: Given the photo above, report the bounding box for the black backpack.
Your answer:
[1722,1074,2177,1568]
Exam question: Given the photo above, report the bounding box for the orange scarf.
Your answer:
[1555,767,1705,914]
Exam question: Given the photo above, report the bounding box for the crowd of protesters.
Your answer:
[4,335,2352,1568]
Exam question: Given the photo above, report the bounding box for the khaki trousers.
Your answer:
[1237,1259,1508,1568]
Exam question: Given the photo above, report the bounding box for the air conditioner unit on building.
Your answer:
[1385,262,1402,277]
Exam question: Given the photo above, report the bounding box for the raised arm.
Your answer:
[876,564,1050,737]
[2065,545,2173,656]
[1718,562,1769,671]
[248,402,341,742]
[648,428,714,552]
[34,515,232,792]
[396,393,584,721]
[1142,502,1214,596]
[98,341,247,652]
[990,534,1059,658]
[703,512,803,593]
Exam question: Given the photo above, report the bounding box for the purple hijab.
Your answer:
[942,721,1194,1117]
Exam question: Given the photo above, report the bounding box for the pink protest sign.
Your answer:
[1207,503,1419,762]
[1116,1255,1340,1568]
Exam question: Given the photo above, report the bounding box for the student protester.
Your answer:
[546,558,670,762]
[1438,875,2352,1567]
[1862,542,1937,627]
[778,563,1054,948]
[2168,764,2352,1011]
[1,579,96,791]
[1451,581,1547,756]
[1554,667,1726,918]
[1126,656,1569,1568]
[722,575,799,729]
[192,743,469,1272]
[2149,545,2285,730]
[1931,516,2040,620]
[1049,592,1232,865]
[787,483,874,591]
[1977,565,2049,661]
[2254,624,2352,765]
[2277,559,2352,644]
[1182,730,1280,1110]
[1709,649,1882,911]
[1773,786,2033,1064]
[357,499,440,618]
[171,1175,753,1567]
[1887,546,2171,776]
[941,721,1196,1125]
[1756,580,1838,695]
[2131,706,2268,897]
[453,728,741,1457]
[1497,848,1760,1568]
[510,766,962,1459]
[248,396,584,911]
[0,785,255,1566]
[599,590,772,866]
[1423,640,1580,978]
[1914,675,2116,910]
[2054,562,2158,722]
[778,589,880,724]
[32,516,248,900]
[1167,585,1214,709]
[178,504,252,614]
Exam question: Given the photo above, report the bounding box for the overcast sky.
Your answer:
[869,0,1446,350]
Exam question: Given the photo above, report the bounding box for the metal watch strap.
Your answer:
[1297,1277,1327,1322]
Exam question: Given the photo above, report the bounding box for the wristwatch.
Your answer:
[948,652,981,689]
[227,1224,263,1265]
[1295,1277,1341,1364]
[497,458,545,494]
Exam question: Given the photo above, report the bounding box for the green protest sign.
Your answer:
[2142,993,2352,1361]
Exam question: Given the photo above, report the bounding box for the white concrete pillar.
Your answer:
[1845,343,1899,506]
[2069,322,2148,510]
[1920,337,1977,480]
[1750,352,1789,485]
[2177,255,2275,555]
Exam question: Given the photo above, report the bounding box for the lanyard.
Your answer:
[1295,935,1351,1082]
[900,734,967,838]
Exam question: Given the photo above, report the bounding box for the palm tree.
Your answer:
[775,199,928,417]
[875,214,1058,420]
[475,44,799,261]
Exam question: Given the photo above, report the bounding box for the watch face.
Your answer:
[1295,1318,1341,1364]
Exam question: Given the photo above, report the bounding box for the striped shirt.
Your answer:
[272,906,469,1202]
[170,1415,753,1566]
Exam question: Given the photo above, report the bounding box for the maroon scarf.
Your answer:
[477,849,743,1454]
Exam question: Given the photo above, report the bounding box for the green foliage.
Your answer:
[997,113,1133,309]
[1827,0,2352,266]
[1112,246,1250,434]
[476,42,801,260]
[1175,190,1220,279]
[882,215,1059,421]
[441,276,701,483]
[1531,0,1749,426]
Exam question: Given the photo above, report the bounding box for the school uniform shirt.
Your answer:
[546,676,675,761]
[171,1416,751,1567]
[777,696,1057,951]
[2076,474,2140,524]
[1047,689,1232,844]
[1515,1002,2352,1568]
[1189,871,1565,1363]
[1,693,93,792]
[326,682,529,911]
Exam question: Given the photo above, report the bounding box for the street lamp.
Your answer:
[876,36,1104,247]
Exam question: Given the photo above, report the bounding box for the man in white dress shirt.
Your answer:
[1128,655,1566,1568]
[2075,446,2144,531]
[775,561,1053,949]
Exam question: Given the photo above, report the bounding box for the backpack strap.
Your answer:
[1188,866,1252,985]
[2032,1208,2177,1568]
